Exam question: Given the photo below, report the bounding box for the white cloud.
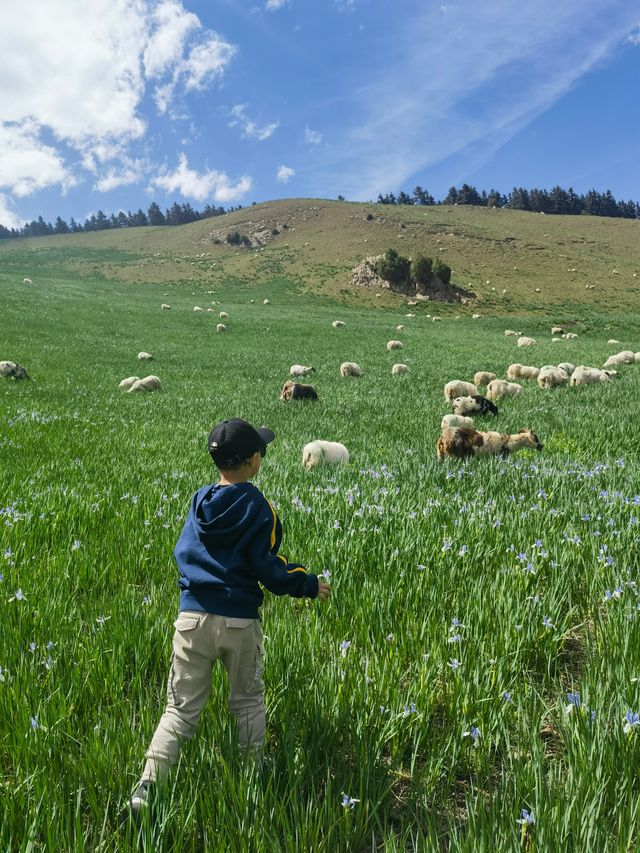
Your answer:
[230,105,279,140]
[627,28,640,45]
[94,160,146,192]
[304,126,322,146]
[183,34,237,91]
[266,0,288,10]
[152,153,251,202]
[143,0,200,78]
[0,121,76,197]
[276,164,295,182]
[0,193,23,229]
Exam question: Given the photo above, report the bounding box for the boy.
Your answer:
[128,418,330,812]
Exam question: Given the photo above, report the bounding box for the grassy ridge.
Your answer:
[1,243,640,849]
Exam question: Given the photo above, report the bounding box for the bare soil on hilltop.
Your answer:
[1,198,639,316]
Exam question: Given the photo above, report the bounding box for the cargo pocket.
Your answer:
[224,617,254,629]
[173,613,201,632]
[246,624,265,696]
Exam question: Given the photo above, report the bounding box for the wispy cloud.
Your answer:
[276,164,295,182]
[313,1,639,199]
[0,121,76,197]
[304,125,322,146]
[265,0,289,10]
[152,152,251,202]
[229,104,279,140]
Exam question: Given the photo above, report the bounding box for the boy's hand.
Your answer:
[316,581,331,601]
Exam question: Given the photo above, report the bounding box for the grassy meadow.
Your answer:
[1,206,640,851]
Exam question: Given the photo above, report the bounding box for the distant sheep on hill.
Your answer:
[263,298,270,305]
[551,326,563,335]
[193,306,203,312]
[0,360,30,380]
[23,278,32,284]
[486,379,522,401]
[387,340,403,351]
[119,376,140,390]
[436,427,543,460]
[563,333,578,340]
[219,311,229,319]
[391,363,410,375]
[507,364,539,380]
[452,395,499,416]
[473,371,496,387]
[340,362,362,377]
[161,303,171,310]
[517,336,536,347]
[504,330,520,337]
[444,380,477,403]
[396,324,405,331]
[216,324,227,332]
[302,440,349,469]
[280,380,318,401]
[128,375,162,392]
[290,365,315,377]
[138,352,153,361]
[332,320,345,328]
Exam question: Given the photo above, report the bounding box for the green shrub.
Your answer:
[412,254,433,285]
[433,260,452,284]
[226,231,241,245]
[378,248,411,288]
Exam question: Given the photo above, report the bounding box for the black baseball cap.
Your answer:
[208,418,275,467]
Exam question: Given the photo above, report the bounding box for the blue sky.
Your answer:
[0,0,638,229]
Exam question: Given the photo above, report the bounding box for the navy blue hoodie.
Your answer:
[174,481,319,617]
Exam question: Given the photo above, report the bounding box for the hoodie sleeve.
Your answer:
[246,500,319,599]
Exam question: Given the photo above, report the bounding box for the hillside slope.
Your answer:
[1,199,638,316]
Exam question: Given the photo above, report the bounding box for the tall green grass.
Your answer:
[1,272,640,850]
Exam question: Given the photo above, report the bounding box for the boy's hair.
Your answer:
[213,455,253,472]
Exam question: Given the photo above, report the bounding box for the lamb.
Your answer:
[332,320,346,328]
[557,362,576,377]
[391,363,410,375]
[119,376,140,390]
[340,362,362,377]
[473,371,496,387]
[216,324,227,332]
[517,336,536,347]
[452,395,499,416]
[486,379,522,401]
[302,440,349,469]
[219,311,229,319]
[280,380,319,401]
[441,414,475,430]
[507,364,539,380]
[387,340,403,351]
[290,364,315,377]
[127,375,162,392]
[138,352,153,361]
[603,351,635,368]
[0,360,30,380]
[161,304,171,310]
[537,366,569,389]
[444,380,478,403]
[436,427,543,460]
[570,366,615,386]
[193,306,203,312]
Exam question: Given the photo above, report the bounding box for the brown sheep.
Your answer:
[436,427,543,460]
[280,380,319,401]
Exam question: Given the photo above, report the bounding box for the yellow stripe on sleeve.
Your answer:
[266,499,278,549]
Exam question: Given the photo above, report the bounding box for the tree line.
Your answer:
[375,184,639,219]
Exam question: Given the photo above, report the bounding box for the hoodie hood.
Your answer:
[191,482,260,547]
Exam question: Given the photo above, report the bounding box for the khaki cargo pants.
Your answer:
[142,611,265,783]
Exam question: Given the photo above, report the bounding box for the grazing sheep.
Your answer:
[570,366,615,386]
[441,414,475,430]
[431,316,442,323]
[473,371,496,388]
[551,326,563,335]
[219,311,229,319]
[635,353,640,363]
[387,340,403,351]
[444,380,478,403]
[280,380,319,401]
[607,339,620,345]
[507,364,539,380]
[552,338,562,343]
[290,365,315,377]
[161,303,171,310]
[302,440,349,469]
[193,306,203,312]
[504,330,520,337]
[563,333,578,340]
[517,336,536,347]
[452,395,499,416]
[472,314,481,320]
[138,352,153,361]
[557,362,576,377]
[486,379,522,401]
[216,323,227,332]
[396,324,405,331]
[537,366,569,389]
[332,320,346,328]
[263,298,270,305]
[119,376,140,390]
[436,427,543,460]
[0,360,30,380]
[23,278,32,284]
[406,313,415,317]
[340,362,362,377]
[603,351,635,368]
[391,363,410,375]
[128,375,162,392]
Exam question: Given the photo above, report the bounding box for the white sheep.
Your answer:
[332,320,346,328]
[391,363,410,375]
[537,366,569,389]
[290,365,315,377]
[193,306,203,312]
[23,277,32,284]
[119,376,140,390]
[507,364,539,380]
[473,371,496,387]
[603,351,635,368]
[396,324,405,331]
[431,316,442,323]
[219,311,229,319]
[444,380,478,403]
[504,330,520,337]
[263,298,270,305]
[387,340,403,351]
[0,360,30,380]
[486,379,522,401]
[570,366,615,386]
[138,352,153,361]
[551,326,563,335]
[452,395,499,416]
[161,303,171,310]
[302,440,349,469]
[635,353,640,363]
[563,333,578,340]
[517,336,536,347]
[441,414,475,430]
[128,375,162,392]
[607,339,620,345]
[472,314,481,320]
[216,323,227,332]
[340,362,362,377]
[557,362,576,377]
